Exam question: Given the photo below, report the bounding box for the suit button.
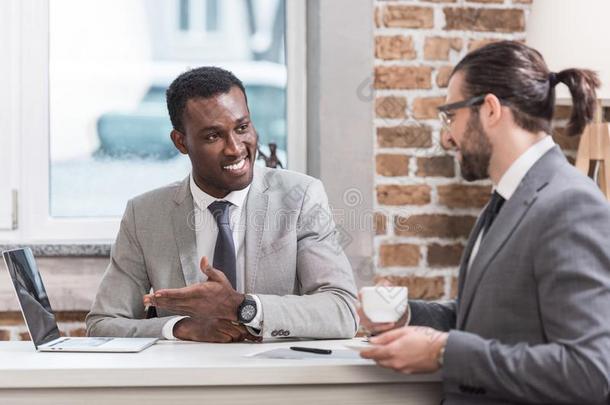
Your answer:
[271,330,278,337]
[284,330,290,336]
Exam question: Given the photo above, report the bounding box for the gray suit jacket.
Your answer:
[86,166,358,339]
[410,147,610,404]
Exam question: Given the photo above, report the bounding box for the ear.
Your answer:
[170,129,189,155]
[480,93,503,130]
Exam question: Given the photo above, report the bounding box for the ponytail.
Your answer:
[455,41,602,138]
[554,69,600,136]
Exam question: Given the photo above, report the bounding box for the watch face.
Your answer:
[240,304,256,322]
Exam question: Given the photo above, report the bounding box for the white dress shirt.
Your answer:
[467,135,556,269]
[162,174,263,339]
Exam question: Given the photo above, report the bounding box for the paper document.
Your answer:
[247,347,367,360]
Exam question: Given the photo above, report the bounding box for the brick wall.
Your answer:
[0,311,89,341]
[372,0,533,300]
[0,257,106,341]
[372,0,610,302]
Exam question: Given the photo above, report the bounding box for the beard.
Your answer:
[459,111,492,181]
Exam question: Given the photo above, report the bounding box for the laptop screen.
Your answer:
[2,248,61,348]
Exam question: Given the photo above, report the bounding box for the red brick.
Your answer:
[437,184,492,208]
[416,156,456,177]
[375,35,416,60]
[424,37,463,61]
[377,126,432,148]
[394,214,476,238]
[375,212,387,236]
[379,244,421,267]
[383,5,434,29]
[374,275,445,300]
[468,38,502,52]
[375,66,432,90]
[413,96,446,119]
[375,6,383,28]
[428,243,464,267]
[55,311,88,323]
[444,8,525,33]
[376,96,407,119]
[377,185,431,205]
[0,312,25,325]
[68,328,87,337]
[0,330,10,341]
[376,154,410,177]
[436,66,454,88]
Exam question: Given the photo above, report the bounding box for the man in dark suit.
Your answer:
[359,41,610,404]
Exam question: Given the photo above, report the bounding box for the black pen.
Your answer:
[290,346,332,355]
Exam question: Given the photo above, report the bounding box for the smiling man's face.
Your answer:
[171,86,257,198]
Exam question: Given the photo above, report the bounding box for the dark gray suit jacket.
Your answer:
[410,147,610,404]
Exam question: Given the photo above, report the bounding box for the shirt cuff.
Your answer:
[244,294,263,336]
[162,316,189,340]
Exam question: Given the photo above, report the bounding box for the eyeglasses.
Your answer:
[437,95,486,132]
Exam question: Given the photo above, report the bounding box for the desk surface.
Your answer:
[0,338,441,389]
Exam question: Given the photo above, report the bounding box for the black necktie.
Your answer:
[481,191,505,239]
[208,200,237,289]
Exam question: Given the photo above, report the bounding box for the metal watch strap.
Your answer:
[438,344,446,367]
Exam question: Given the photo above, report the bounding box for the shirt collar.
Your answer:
[189,173,251,210]
[495,135,556,200]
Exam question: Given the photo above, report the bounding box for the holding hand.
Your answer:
[360,326,448,374]
[356,281,409,336]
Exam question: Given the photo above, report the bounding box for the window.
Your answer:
[0,0,306,243]
[0,2,17,231]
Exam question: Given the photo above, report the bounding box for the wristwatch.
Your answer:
[237,294,258,324]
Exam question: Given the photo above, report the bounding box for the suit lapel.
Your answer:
[457,213,486,301]
[170,176,203,286]
[243,166,270,293]
[457,147,562,329]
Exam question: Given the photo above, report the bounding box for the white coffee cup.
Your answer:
[360,286,408,323]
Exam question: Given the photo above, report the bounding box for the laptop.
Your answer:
[2,247,157,352]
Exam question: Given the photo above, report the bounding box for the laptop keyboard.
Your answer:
[52,337,113,348]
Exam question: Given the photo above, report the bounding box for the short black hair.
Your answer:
[166,66,247,132]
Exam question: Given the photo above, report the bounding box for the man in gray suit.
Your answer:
[360,41,610,404]
[86,67,358,342]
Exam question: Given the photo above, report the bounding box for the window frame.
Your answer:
[0,0,19,231]
[0,0,306,244]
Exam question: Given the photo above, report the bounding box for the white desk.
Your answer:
[0,339,442,405]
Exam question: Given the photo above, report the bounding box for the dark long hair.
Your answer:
[452,41,600,137]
